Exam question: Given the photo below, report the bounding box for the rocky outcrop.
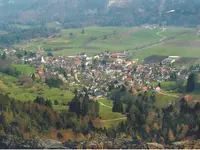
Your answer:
[0,135,200,149]
[64,138,200,149]
[0,136,66,149]
[166,140,200,149]
[63,139,165,149]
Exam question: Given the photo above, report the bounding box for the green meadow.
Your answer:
[14,26,199,60]
[12,64,36,75]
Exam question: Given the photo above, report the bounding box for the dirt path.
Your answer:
[193,100,200,103]
[157,28,166,42]
[157,91,179,98]
[75,73,80,83]
[98,101,112,109]
[98,100,127,122]
[131,38,172,51]
[100,117,127,122]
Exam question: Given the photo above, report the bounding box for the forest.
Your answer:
[0,85,199,143]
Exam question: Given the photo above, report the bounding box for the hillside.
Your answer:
[0,0,200,27]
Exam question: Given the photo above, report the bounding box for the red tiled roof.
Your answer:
[132,88,137,93]
[126,78,132,81]
[38,71,44,75]
[143,86,148,91]
[184,95,193,102]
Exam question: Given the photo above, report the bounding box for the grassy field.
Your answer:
[97,98,126,128]
[12,64,36,75]
[155,92,178,108]
[0,73,74,108]
[0,30,8,35]
[0,73,125,127]
[14,26,198,60]
[98,99,125,120]
[134,31,199,60]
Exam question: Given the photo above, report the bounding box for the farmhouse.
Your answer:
[111,53,127,58]
[162,56,180,64]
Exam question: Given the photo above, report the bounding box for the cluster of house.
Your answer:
[2,48,194,99]
[142,24,158,30]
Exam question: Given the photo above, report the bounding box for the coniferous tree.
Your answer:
[1,52,6,60]
[57,132,63,140]
[95,101,99,117]
[81,29,85,34]
[112,96,123,113]
[69,94,81,116]
[158,82,161,88]
[82,93,89,116]
[186,73,196,92]
[31,73,36,81]
[168,129,175,143]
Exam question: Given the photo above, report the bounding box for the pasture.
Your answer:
[0,73,74,107]
[97,98,126,128]
[12,64,36,75]
[15,26,199,60]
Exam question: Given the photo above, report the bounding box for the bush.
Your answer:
[45,77,63,88]
[57,132,63,140]
[54,100,59,105]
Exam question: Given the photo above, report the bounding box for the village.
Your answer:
[2,48,198,101]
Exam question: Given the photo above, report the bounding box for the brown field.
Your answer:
[144,55,168,63]
[175,57,200,65]
[50,39,70,43]
[43,38,70,44]
[170,41,200,48]
[120,27,141,37]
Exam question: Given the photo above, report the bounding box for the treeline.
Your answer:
[69,89,99,118]
[111,92,200,143]
[0,94,97,138]
[107,83,200,143]
[0,26,59,45]
[0,85,199,143]
[0,60,21,77]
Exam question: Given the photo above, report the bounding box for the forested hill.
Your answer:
[0,0,200,27]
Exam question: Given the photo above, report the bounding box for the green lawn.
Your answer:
[98,99,124,120]
[134,45,200,60]
[0,30,8,35]
[0,73,74,109]
[12,64,36,75]
[155,93,177,108]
